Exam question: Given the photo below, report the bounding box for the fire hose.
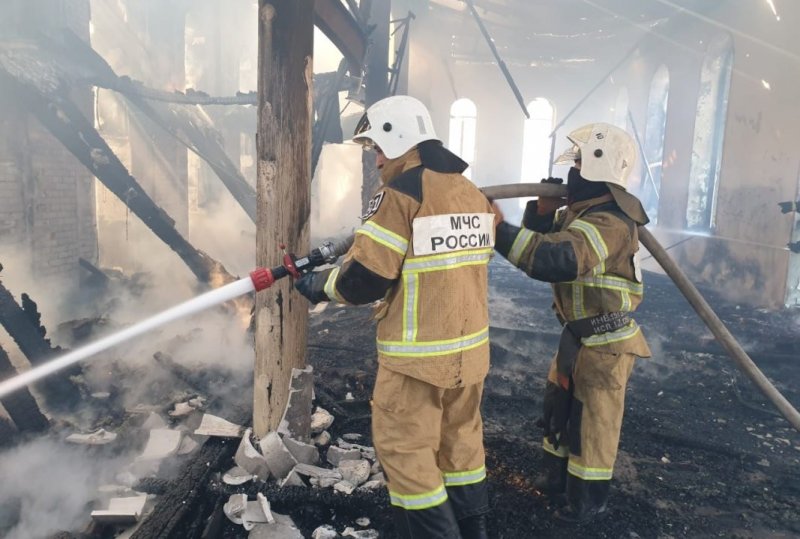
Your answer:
[482,183,800,432]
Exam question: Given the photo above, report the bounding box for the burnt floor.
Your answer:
[296,259,800,539]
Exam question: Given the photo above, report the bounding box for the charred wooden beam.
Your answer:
[0,343,49,433]
[55,32,258,224]
[0,67,236,288]
[312,59,348,174]
[315,0,367,72]
[130,418,245,538]
[0,279,82,411]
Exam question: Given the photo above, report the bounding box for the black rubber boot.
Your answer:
[554,475,610,524]
[457,513,489,539]
[392,502,461,539]
[533,451,568,496]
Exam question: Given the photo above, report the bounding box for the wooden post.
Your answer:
[254,0,314,437]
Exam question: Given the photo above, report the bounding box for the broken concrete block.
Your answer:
[368,472,386,485]
[280,470,306,488]
[169,402,195,417]
[277,366,314,442]
[337,460,371,486]
[235,428,271,481]
[336,439,376,461]
[327,445,361,467]
[343,528,379,539]
[370,460,382,475]
[223,493,274,531]
[357,480,383,491]
[311,407,334,434]
[140,412,167,430]
[314,431,331,447]
[136,428,183,461]
[223,466,255,486]
[258,432,297,481]
[311,525,338,539]
[318,475,341,488]
[356,517,371,527]
[177,435,200,455]
[283,437,320,466]
[91,495,148,524]
[342,433,362,442]
[194,414,244,437]
[333,480,355,494]
[248,513,303,538]
[66,428,118,446]
[294,463,343,483]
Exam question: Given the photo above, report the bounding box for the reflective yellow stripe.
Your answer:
[402,273,419,342]
[620,289,631,312]
[389,484,448,510]
[377,327,489,358]
[570,274,644,296]
[443,466,486,487]
[543,438,569,458]
[571,282,586,320]
[568,461,613,480]
[403,248,493,274]
[508,228,535,266]
[582,321,640,346]
[568,219,608,265]
[323,267,345,304]
[356,221,409,255]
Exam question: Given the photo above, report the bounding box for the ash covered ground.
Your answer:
[289,258,800,538]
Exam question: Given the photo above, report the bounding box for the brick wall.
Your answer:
[0,0,97,283]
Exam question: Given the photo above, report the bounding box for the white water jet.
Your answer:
[0,277,256,400]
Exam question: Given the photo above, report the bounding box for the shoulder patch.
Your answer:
[362,191,385,221]
[387,166,424,203]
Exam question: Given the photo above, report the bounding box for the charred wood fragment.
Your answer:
[0,279,82,410]
[0,344,49,433]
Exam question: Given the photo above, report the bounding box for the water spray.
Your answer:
[0,237,354,400]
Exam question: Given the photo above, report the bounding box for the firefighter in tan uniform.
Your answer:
[295,95,494,539]
[492,123,651,523]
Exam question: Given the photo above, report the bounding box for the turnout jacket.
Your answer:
[321,145,495,388]
[496,194,651,358]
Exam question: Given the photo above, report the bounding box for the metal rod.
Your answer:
[463,0,529,119]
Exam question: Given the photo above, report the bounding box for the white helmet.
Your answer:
[352,95,439,159]
[554,122,636,189]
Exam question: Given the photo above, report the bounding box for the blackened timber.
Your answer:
[0,344,49,433]
[130,435,241,539]
[315,0,367,72]
[0,280,82,410]
[0,74,236,287]
[312,59,348,175]
[55,32,258,224]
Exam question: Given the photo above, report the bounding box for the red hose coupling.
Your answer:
[249,267,275,292]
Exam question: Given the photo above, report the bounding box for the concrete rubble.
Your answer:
[194,413,245,437]
[223,492,276,531]
[235,427,271,481]
[278,366,315,441]
[90,495,148,524]
[65,428,118,445]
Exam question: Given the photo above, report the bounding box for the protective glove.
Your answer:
[541,374,573,450]
[294,271,330,304]
[536,177,566,215]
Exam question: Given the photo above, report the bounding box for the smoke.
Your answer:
[311,143,363,243]
[0,438,129,539]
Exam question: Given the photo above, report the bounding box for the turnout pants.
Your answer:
[542,347,636,508]
[372,365,489,539]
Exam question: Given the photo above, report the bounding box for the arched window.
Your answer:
[613,87,629,130]
[687,34,733,230]
[448,98,477,178]
[521,98,555,182]
[642,65,670,224]
[520,98,555,214]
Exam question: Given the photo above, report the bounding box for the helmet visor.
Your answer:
[554,143,581,165]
